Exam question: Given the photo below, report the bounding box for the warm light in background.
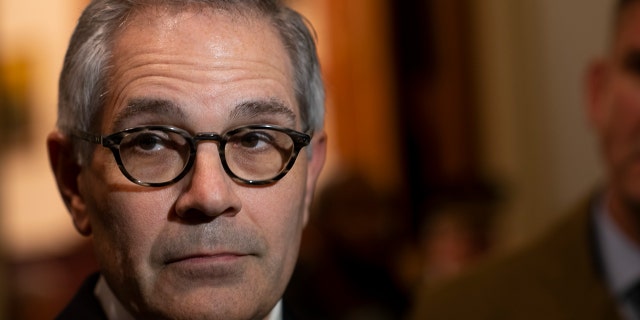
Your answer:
[0,0,402,261]
[0,0,614,318]
[0,0,87,260]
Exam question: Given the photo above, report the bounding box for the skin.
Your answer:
[47,6,326,320]
[587,1,640,245]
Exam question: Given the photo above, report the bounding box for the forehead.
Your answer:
[102,5,296,129]
[114,5,279,58]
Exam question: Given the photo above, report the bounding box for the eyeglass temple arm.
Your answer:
[71,130,102,145]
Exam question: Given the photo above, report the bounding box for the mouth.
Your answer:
[166,251,250,265]
[162,251,253,281]
[154,226,265,281]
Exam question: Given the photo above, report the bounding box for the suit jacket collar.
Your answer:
[521,193,619,318]
[57,272,299,320]
[55,272,107,320]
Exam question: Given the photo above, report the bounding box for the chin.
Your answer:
[139,303,269,320]
[136,285,275,320]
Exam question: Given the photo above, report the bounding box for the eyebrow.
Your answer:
[112,98,187,130]
[111,98,297,130]
[228,99,297,125]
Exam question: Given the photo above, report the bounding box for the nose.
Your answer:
[174,143,242,221]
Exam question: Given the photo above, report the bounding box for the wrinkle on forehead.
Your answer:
[102,5,297,129]
[108,5,292,83]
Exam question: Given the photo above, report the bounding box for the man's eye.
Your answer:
[129,133,166,151]
[239,132,272,149]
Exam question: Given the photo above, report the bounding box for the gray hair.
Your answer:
[57,0,324,161]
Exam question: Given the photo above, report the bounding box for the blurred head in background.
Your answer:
[587,0,640,244]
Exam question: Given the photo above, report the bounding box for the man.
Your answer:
[47,0,326,319]
[411,0,640,319]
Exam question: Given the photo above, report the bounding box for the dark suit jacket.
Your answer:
[56,272,301,319]
[410,195,622,320]
[55,273,107,320]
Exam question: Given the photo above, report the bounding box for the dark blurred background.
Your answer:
[0,0,613,318]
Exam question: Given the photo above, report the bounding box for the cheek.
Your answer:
[602,82,640,146]
[613,87,640,119]
[85,177,173,277]
[242,171,308,254]
[244,186,306,239]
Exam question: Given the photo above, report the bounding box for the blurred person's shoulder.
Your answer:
[410,195,620,320]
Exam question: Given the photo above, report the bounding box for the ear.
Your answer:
[586,58,611,132]
[47,130,92,236]
[302,130,327,226]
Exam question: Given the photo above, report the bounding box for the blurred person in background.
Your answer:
[46,0,326,319]
[285,170,412,320]
[410,0,640,319]
[417,201,494,286]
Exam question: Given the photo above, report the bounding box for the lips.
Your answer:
[150,222,267,272]
[160,250,255,283]
[165,251,249,265]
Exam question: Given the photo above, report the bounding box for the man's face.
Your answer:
[590,2,640,211]
[71,8,324,320]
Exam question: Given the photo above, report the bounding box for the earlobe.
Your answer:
[47,130,92,236]
[302,131,327,226]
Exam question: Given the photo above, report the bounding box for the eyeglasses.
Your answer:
[74,124,311,187]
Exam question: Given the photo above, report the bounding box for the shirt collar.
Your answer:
[94,276,135,320]
[594,194,640,296]
[94,275,283,320]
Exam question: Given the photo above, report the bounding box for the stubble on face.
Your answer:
[80,6,310,320]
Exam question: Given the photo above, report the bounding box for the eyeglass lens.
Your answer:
[117,127,295,184]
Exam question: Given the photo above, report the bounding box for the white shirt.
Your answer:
[594,195,640,320]
[94,276,283,320]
